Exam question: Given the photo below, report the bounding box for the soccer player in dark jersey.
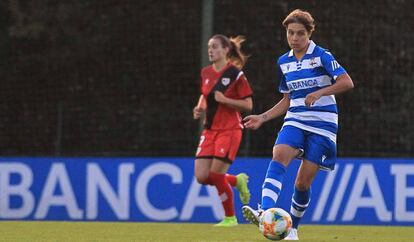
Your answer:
[242,9,354,240]
[193,34,253,227]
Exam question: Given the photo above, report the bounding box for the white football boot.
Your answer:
[284,228,299,240]
[242,204,263,226]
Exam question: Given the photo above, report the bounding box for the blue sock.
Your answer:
[290,187,311,228]
[261,161,286,210]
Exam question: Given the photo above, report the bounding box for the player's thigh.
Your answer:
[295,159,319,190]
[210,158,231,174]
[273,125,305,165]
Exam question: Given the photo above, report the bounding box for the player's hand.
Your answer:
[214,91,227,103]
[193,106,205,119]
[304,91,322,107]
[243,114,264,130]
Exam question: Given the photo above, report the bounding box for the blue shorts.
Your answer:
[274,125,337,170]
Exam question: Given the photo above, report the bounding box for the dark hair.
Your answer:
[211,34,248,69]
[282,9,315,33]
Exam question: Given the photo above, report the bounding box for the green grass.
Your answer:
[0,221,413,242]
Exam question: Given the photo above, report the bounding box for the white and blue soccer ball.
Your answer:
[259,208,292,241]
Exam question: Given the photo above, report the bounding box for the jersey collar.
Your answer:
[288,40,316,57]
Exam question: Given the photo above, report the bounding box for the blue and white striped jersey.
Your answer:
[277,40,347,143]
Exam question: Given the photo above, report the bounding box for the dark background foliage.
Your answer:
[1,0,413,157]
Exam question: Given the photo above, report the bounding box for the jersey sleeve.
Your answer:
[200,68,207,95]
[277,64,289,93]
[235,72,253,99]
[321,51,347,80]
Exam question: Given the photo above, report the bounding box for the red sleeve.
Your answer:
[236,73,253,99]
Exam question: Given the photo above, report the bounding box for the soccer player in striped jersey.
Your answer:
[193,34,253,227]
[242,9,354,240]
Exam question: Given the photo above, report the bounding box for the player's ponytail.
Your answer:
[228,36,249,69]
[211,34,249,69]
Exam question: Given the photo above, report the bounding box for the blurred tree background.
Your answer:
[0,0,413,157]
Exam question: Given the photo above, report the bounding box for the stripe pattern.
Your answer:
[290,197,310,218]
[262,178,282,204]
[277,41,347,142]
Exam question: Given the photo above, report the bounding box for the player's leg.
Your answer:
[285,133,336,240]
[261,144,298,209]
[210,158,237,226]
[284,159,318,240]
[290,160,318,227]
[210,129,244,227]
[220,129,250,204]
[213,129,250,204]
[243,125,304,226]
[242,144,298,226]
[194,158,213,184]
[194,130,215,185]
[262,126,305,210]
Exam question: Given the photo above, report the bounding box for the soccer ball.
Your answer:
[259,208,292,241]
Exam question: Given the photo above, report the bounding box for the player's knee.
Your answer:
[272,152,290,166]
[295,179,311,191]
[196,175,209,185]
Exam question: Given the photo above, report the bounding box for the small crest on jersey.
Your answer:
[204,79,210,85]
[310,57,318,67]
[286,64,290,71]
[221,77,230,86]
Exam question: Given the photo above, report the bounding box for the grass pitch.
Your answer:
[0,221,413,242]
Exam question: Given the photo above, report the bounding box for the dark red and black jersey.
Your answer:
[200,63,253,130]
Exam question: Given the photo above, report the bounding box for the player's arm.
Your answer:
[214,91,253,112]
[193,95,206,120]
[304,73,354,106]
[243,93,290,130]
